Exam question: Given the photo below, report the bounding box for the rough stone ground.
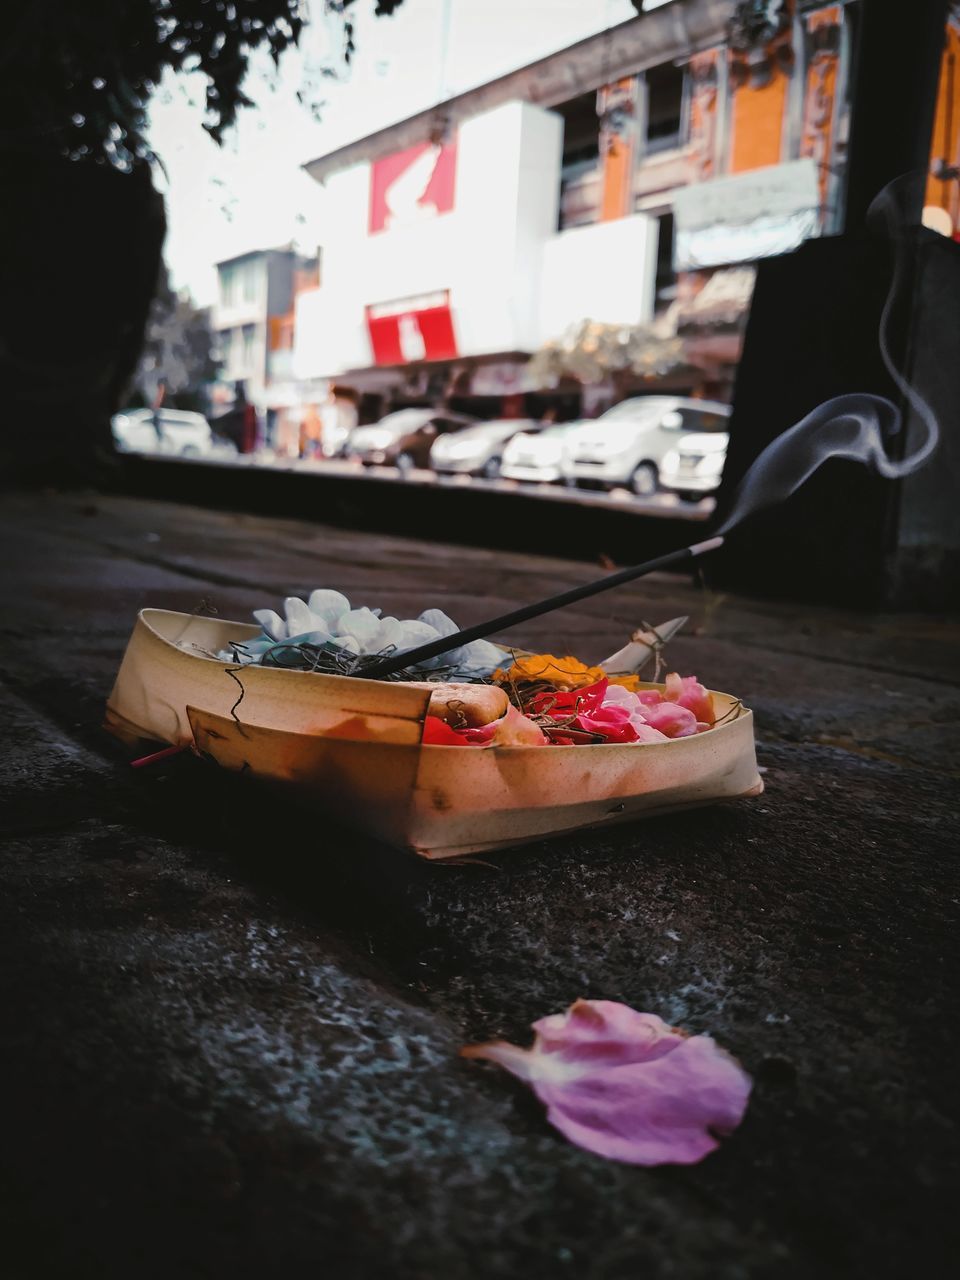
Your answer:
[0,489,957,1280]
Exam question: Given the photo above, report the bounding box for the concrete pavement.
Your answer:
[0,488,957,1279]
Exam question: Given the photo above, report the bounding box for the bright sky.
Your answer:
[148,0,643,306]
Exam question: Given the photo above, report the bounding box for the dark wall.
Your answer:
[713,233,898,607]
[0,153,165,476]
[713,228,960,610]
[889,234,960,605]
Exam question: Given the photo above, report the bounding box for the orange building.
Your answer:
[549,0,960,394]
[926,8,960,234]
[536,0,866,398]
[299,1,954,412]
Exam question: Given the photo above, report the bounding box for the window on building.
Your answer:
[241,260,259,304]
[645,62,686,154]
[211,331,227,368]
[654,211,677,311]
[220,264,237,308]
[241,324,256,370]
[228,327,243,371]
[556,92,602,230]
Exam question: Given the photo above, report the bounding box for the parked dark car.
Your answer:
[347,409,477,471]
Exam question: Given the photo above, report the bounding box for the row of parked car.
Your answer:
[346,396,731,500]
[111,408,237,459]
[112,395,731,502]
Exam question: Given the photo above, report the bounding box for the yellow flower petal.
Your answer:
[495,654,607,688]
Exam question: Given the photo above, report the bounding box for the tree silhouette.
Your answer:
[134,264,221,413]
[3,1,406,164]
[0,0,405,482]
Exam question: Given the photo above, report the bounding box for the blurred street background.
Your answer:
[3,0,957,604]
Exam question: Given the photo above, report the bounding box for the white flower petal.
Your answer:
[456,639,509,674]
[331,634,361,655]
[252,609,286,641]
[418,608,459,638]
[602,684,639,708]
[284,597,316,636]
[335,607,382,651]
[282,629,334,649]
[307,589,351,624]
[373,616,404,652]
[394,619,443,668]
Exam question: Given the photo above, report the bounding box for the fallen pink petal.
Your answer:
[462,998,751,1166]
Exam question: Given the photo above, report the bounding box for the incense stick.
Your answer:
[362,535,725,679]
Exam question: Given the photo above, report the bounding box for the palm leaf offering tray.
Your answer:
[105,591,762,860]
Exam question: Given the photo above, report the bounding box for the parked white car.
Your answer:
[659,427,730,501]
[500,423,581,484]
[429,419,540,479]
[562,397,731,496]
[111,408,233,459]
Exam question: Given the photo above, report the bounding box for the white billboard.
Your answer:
[673,158,821,271]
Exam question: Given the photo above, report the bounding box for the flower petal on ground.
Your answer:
[462,998,751,1166]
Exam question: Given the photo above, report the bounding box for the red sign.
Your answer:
[365,292,458,366]
[369,139,457,234]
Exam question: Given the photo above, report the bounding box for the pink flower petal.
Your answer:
[598,686,669,741]
[640,700,699,738]
[664,673,716,725]
[462,998,751,1166]
[628,723,672,743]
[577,705,642,743]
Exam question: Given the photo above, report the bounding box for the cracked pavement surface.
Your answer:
[1,490,957,1279]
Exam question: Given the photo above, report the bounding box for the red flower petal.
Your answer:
[422,707,546,747]
[530,679,609,718]
[421,716,496,746]
[462,998,751,1166]
[576,708,641,743]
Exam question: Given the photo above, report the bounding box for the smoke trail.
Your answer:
[360,183,942,680]
[716,178,939,537]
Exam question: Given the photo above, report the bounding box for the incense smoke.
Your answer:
[716,179,940,538]
[354,184,942,680]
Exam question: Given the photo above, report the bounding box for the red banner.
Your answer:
[366,292,458,365]
[369,139,457,234]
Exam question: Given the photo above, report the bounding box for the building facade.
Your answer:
[295,0,956,417]
[213,247,319,415]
